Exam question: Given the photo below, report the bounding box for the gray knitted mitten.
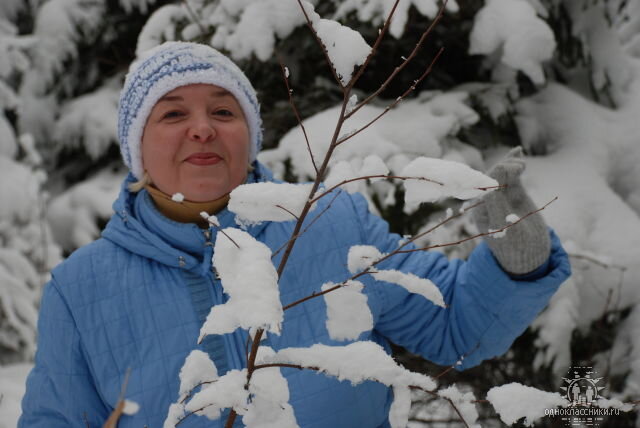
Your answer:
[472,147,551,275]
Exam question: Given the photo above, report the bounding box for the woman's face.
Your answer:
[141,84,250,202]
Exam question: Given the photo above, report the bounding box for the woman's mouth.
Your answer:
[185,153,222,166]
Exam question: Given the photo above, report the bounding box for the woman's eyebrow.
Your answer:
[157,95,183,102]
[210,89,232,98]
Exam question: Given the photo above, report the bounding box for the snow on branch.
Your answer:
[371,269,445,308]
[228,182,316,227]
[266,342,436,390]
[322,280,373,341]
[244,347,299,428]
[400,157,498,207]
[265,342,437,427]
[486,383,566,426]
[348,245,384,274]
[183,369,249,422]
[199,228,283,340]
[323,155,390,194]
[438,385,480,428]
[296,0,371,86]
[179,350,219,400]
[164,350,220,426]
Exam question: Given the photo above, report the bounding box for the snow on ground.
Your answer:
[0,363,31,428]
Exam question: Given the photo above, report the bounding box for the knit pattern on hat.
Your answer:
[118,42,262,179]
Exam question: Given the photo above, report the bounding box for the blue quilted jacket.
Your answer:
[20,163,570,428]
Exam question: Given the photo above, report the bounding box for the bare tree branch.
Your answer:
[346,0,402,88]
[338,47,444,146]
[345,0,449,119]
[271,191,341,260]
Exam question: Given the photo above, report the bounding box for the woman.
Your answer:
[19,42,570,427]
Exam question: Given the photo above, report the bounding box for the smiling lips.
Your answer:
[185,152,222,166]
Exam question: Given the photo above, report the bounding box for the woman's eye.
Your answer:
[162,110,184,119]
[214,109,233,117]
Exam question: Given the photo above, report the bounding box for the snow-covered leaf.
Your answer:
[322,281,373,341]
[244,347,299,428]
[400,157,497,206]
[200,228,282,339]
[185,369,249,420]
[228,182,315,227]
[266,341,436,390]
[179,350,218,399]
[347,245,384,274]
[371,269,445,308]
[487,383,566,426]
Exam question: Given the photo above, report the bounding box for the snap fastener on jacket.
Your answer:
[178,256,186,267]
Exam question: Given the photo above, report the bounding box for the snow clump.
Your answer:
[322,280,373,341]
[199,228,283,339]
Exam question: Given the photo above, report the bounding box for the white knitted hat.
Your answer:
[118,41,263,179]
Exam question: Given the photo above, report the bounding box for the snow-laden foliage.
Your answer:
[469,0,556,85]
[513,83,640,382]
[200,228,283,339]
[136,4,186,55]
[53,81,120,160]
[0,155,60,364]
[228,182,316,227]
[48,168,122,253]
[30,0,105,89]
[322,280,373,341]
[486,383,566,426]
[333,0,460,39]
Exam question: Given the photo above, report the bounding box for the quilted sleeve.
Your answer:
[19,278,109,427]
[348,193,571,370]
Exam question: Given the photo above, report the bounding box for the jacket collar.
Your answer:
[102,161,273,276]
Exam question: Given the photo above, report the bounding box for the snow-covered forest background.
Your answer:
[1,0,640,426]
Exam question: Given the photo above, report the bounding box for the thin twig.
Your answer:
[338,47,444,146]
[102,368,132,428]
[275,204,300,221]
[277,56,318,174]
[181,0,207,37]
[271,190,341,260]
[410,386,470,428]
[345,0,449,119]
[396,197,558,254]
[205,217,241,249]
[347,0,402,88]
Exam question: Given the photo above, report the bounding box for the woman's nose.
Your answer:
[188,118,215,143]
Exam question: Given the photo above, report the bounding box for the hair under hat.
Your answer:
[117,41,263,179]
